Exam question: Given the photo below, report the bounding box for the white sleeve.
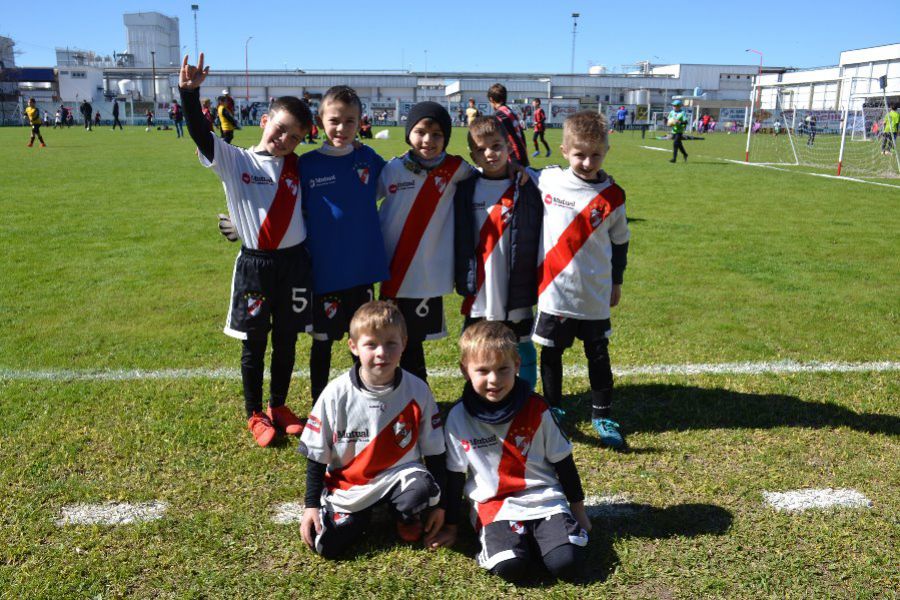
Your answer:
[542,410,573,464]
[443,407,470,474]
[298,393,334,465]
[198,132,235,175]
[416,388,446,457]
[608,204,631,245]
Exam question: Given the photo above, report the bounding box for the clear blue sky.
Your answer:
[3,0,895,73]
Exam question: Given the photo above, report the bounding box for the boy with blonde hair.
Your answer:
[299,301,446,558]
[530,110,630,449]
[180,53,313,447]
[428,321,590,583]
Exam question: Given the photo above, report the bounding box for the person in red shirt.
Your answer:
[531,98,550,157]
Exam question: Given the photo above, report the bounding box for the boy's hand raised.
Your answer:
[179,53,209,90]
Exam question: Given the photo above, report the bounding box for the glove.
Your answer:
[217,213,239,242]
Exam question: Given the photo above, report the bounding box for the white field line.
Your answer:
[718,158,900,189]
[56,501,167,526]
[640,145,669,152]
[2,360,897,382]
[271,502,306,524]
[763,488,872,512]
[584,494,641,518]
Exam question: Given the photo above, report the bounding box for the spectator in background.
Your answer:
[112,99,124,130]
[80,99,93,131]
[170,100,184,138]
[94,111,101,126]
[201,98,215,131]
[359,113,373,139]
[615,106,627,132]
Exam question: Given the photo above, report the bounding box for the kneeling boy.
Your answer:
[299,301,447,558]
[428,321,591,584]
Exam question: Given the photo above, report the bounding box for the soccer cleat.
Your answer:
[268,405,305,436]
[669,158,677,163]
[40,143,46,147]
[545,150,551,157]
[248,411,277,447]
[683,155,688,162]
[27,142,33,147]
[396,518,423,542]
[550,406,567,422]
[532,150,540,157]
[592,418,626,450]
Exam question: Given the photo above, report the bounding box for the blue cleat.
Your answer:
[592,418,626,450]
[545,150,551,157]
[532,150,540,157]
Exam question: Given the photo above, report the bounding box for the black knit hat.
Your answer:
[405,101,452,146]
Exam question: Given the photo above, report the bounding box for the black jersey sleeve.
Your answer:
[551,453,585,505]
[304,459,328,508]
[442,470,467,525]
[611,241,629,285]
[424,452,447,503]
[179,87,214,162]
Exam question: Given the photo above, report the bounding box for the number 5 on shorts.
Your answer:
[292,288,308,314]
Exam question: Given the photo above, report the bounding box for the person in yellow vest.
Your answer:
[24,98,46,147]
[882,105,899,156]
[217,95,239,143]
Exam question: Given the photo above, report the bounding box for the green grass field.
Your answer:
[1,123,898,599]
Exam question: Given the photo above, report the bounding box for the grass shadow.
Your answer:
[560,383,899,448]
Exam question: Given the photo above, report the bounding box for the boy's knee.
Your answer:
[490,556,529,583]
[390,471,438,518]
[542,543,583,581]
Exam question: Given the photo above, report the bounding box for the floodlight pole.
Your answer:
[150,50,157,106]
[191,5,199,59]
[570,13,580,74]
[245,36,253,103]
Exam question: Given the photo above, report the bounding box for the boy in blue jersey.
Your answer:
[301,86,390,402]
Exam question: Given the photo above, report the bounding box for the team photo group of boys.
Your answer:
[179,51,630,583]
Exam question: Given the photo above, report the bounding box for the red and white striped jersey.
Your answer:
[377,154,474,298]
[445,393,573,527]
[299,368,446,513]
[201,135,306,250]
[532,166,629,320]
[464,179,531,322]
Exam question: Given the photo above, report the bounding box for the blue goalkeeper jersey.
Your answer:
[300,144,389,294]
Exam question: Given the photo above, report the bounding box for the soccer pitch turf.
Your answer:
[1,124,897,598]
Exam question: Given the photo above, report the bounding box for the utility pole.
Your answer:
[150,50,157,106]
[191,5,199,59]
[570,13,580,74]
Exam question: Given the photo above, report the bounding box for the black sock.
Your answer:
[241,337,267,417]
[310,338,333,402]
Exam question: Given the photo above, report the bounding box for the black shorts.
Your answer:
[389,296,446,342]
[532,310,611,349]
[31,124,41,135]
[477,512,588,571]
[311,285,375,342]
[463,315,534,343]
[224,245,312,340]
[222,130,234,143]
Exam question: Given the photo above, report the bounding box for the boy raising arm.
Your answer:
[180,54,313,447]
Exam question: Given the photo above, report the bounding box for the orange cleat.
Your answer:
[396,519,423,542]
[268,405,305,436]
[248,411,276,447]
[27,143,33,147]
[40,143,46,147]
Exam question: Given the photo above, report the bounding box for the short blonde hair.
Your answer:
[563,110,608,148]
[349,300,407,341]
[459,321,519,365]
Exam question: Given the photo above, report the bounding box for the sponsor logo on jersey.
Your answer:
[368,403,386,412]
[324,299,339,319]
[460,435,499,452]
[545,195,577,209]
[306,414,322,433]
[334,428,369,442]
[394,414,412,448]
[244,292,265,317]
[309,174,337,189]
[241,172,275,185]
[388,181,416,194]
[356,167,370,185]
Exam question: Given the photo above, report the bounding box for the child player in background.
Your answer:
[487,83,529,166]
[24,98,46,147]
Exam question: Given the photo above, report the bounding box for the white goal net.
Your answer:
[745,77,900,179]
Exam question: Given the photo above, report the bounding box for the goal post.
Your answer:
[745,76,900,179]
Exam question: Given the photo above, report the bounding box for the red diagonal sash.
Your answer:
[381,155,464,298]
[257,153,300,250]
[475,395,546,528]
[325,400,422,492]
[461,184,516,315]
[537,184,624,296]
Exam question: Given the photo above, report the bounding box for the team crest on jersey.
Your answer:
[244,292,265,317]
[433,175,447,194]
[393,414,412,448]
[284,176,298,196]
[460,439,471,452]
[500,197,514,226]
[356,167,370,185]
[513,434,531,457]
[324,298,340,319]
[510,521,526,535]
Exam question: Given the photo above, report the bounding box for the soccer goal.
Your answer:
[745,76,900,179]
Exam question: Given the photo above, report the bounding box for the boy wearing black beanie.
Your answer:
[377,102,475,382]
